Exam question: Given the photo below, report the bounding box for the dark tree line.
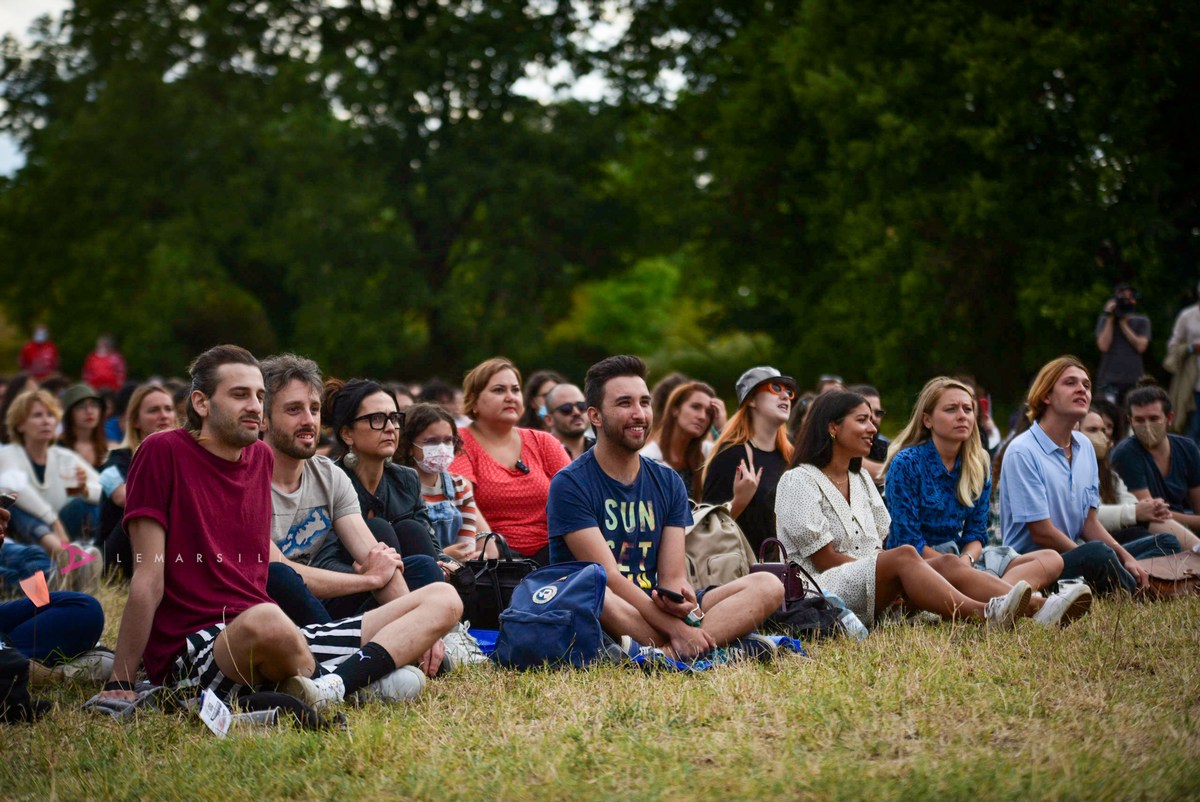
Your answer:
[2,0,1198,413]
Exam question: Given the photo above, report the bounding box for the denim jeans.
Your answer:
[278,516,447,622]
[1122,533,1181,560]
[6,506,52,543]
[1058,534,1180,596]
[0,541,53,594]
[266,561,332,627]
[1059,541,1135,596]
[57,498,99,542]
[0,591,104,665]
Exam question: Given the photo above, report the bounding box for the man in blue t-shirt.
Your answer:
[547,355,782,660]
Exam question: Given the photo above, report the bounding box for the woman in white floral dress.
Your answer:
[775,391,1032,629]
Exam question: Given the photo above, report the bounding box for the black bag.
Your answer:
[447,534,539,630]
[750,544,843,641]
[1,633,49,723]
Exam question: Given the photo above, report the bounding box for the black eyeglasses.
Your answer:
[353,411,404,430]
[553,401,587,415]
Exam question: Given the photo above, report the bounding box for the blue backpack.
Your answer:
[493,561,607,670]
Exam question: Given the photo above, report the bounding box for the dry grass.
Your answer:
[2,585,1199,802]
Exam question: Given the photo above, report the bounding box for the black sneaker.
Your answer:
[728,633,778,663]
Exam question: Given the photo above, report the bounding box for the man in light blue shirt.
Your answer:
[1000,356,1150,595]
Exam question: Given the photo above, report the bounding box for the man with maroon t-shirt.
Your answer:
[99,345,461,707]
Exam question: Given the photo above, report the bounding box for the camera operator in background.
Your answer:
[1095,282,1150,405]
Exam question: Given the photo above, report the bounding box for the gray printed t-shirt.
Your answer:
[271,455,360,563]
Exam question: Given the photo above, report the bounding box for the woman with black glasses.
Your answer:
[312,379,442,609]
[700,367,796,553]
[642,381,718,500]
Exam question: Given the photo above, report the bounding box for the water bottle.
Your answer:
[823,593,869,641]
[228,708,280,729]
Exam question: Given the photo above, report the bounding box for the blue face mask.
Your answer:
[537,405,547,418]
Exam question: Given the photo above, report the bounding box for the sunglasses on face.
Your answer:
[553,401,588,415]
[757,381,795,401]
[353,411,404,430]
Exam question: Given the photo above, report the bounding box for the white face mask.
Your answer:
[417,443,456,474]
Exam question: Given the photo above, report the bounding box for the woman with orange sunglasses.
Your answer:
[700,367,796,553]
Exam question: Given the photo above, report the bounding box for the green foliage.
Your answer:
[1,0,1198,414]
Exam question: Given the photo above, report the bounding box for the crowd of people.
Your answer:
[3,282,1200,720]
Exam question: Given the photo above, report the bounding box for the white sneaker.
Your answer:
[442,622,487,670]
[57,647,115,683]
[280,673,345,710]
[983,580,1032,629]
[355,665,426,703]
[1033,582,1093,627]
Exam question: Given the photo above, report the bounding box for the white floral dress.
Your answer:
[775,464,891,625]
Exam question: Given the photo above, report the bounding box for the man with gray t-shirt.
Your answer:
[261,356,416,621]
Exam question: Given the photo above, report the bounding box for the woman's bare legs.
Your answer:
[875,546,986,621]
[1000,550,1063,593]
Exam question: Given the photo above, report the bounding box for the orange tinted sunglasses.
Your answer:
[757,381,795,400]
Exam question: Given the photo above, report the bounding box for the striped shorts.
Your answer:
[169,615,365,702]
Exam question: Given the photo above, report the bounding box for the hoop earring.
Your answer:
[343,449,359,469]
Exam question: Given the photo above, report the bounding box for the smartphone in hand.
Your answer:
[653,586,686,604]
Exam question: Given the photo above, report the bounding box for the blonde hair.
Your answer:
[1025,355,1088,423]
[461,357,522,421]
[5,389,62,447]
[885,377,988,507]
[700,400,794,493]
[120,384,173,452]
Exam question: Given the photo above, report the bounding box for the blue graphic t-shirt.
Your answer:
[547,450,692,590]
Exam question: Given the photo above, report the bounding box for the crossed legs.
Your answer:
[211,583,462,687]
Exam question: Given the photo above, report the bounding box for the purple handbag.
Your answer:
[750,537,822,612]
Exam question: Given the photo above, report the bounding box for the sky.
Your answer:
[0,0,69,174]
[0,0,641,177]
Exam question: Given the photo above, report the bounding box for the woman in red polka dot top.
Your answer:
[450,358,571,565]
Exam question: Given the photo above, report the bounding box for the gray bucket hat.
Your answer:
[735,366,797,406]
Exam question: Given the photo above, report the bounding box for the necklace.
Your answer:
[822,469,849,488]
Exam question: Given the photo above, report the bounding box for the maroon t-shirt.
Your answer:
[123,428,274,683]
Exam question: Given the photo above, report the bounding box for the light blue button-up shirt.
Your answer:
[1000,421,1100,554]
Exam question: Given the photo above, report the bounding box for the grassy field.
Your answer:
[3,588,1199,802]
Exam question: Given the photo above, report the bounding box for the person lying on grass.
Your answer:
[775,391,1035,630]
[99,345,460,711]
[547,355,783,661]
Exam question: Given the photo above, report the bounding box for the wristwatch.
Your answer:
[684,606,705,627]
